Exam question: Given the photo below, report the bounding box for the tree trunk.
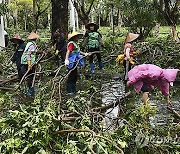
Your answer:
[170,25,179,42]
[33,0,37,31]
[117,8,122,33]
[69,0,76,32]
[75,9,79,30]
[13,9,18,29]
[51,0,68,37]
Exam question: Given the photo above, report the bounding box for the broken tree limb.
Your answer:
[0,76,18,85]
[167,107,180,119]
[91,91,131,112]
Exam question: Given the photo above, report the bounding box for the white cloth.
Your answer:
[125,48,130,58]
[65,59,69,66]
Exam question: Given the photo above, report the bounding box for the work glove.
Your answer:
[55,50,59,56]
[116,54,124,65]
[127,58,135,65]
[27,60,32,70]
[65,59,69,66]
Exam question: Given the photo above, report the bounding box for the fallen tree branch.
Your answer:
[53,129,124,154]
[91,91,131,112]
[167,107,180,119]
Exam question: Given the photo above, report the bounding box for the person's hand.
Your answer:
[55,50,59,56]
[65,59,69,66]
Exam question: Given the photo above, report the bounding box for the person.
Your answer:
[10,35,26,80]
[51,29,66,66]
[20,32,40,96]
[82,22,104,75]
[123,33,139,82]
[65,32,89,95]
[127,64,179,106]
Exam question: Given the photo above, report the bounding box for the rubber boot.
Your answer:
[98,61,104,70]
[90,63,95,74]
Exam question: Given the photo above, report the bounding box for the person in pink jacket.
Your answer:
[127,64,179,106]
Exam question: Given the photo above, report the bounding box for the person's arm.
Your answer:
[65,43,74,65]
[26,45,34,70]
[125,48,130,58]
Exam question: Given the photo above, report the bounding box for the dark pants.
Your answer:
[20,64,35,89]
[123,60,132,81]
[88,47,102,63]
[66,67,78,93]
[16,62,22,80]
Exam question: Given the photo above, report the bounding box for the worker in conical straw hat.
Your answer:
[82,22,104,75]
[27,32,40,40]
[65,31,90,95]
[20,32,40,96]
[119,33,140,84]
[125,33,139,43]
[10,34,26,80]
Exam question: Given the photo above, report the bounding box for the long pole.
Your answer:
[0,0,5,51]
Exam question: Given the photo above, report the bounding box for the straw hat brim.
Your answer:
[85,23,99,30]
[10,38,23,43]
[27,32,40,40]
[125,33,139,43]
[68,33,83,40]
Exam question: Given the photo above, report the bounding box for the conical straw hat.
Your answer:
[27,32,40,40]
[68,32,83,40]
[125,33,139,43]
[10,34,23,42]
[85,22,99,30]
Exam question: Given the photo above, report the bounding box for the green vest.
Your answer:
[87,32,99,48]
[21,41,37,65]
[68,41,80,53]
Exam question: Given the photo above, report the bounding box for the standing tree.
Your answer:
[33,0,50,32]
[122,0,157,39]
[51,0,68,37]
[153,0,180,42]
[73,0,96,25]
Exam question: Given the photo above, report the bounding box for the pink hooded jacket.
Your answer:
[128,64,179,96]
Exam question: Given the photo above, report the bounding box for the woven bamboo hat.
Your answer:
[85,23,99,30]
[27,32,40,40]
[125,33,139,43]
[68,32,83,40]
[10,34,23,43]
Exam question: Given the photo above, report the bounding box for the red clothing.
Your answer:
[124,43,134,56]
[67,43,74,52]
